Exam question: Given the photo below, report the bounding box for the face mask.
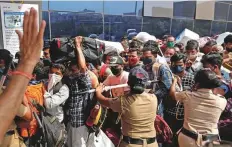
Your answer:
[187,54,197,60]
[226,47,232,52]
[48,74,62,91]
[110,67,122,76]
[129,57,139,67]
[171,65,184,73]
[167,42,174,48]
[143,57,153,65]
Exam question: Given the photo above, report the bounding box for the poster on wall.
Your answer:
[0,3,38,56]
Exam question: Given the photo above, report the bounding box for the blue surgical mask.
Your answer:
[171,65,184,73]
[143,57,153,65]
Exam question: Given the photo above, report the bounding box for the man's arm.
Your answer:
[169,77,178,100]
[0,8,45,143]
[75,36,87,73]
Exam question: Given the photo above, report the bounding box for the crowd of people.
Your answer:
[0,8,232,147]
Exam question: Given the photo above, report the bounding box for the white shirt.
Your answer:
[156,55,167,65]
[103,71,129,97]
[191,53,203,72]
[44,84,69,122]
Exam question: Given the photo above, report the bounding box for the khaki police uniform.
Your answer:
[175,89,227,147]
[109,92,158,147]
[0,104,27,147]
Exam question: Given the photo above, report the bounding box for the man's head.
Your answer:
[103,51,118,64]
[43,47,50,59]
[108,56,124,77]
[142,40,159,65]
[167,35,175,48]
[175,43,184,53]
[128,41,142,67]
[195,68,222,89]
[128,66,149,94]
[0,49,11,70]
[186,39,199,60]
[224,34,232,52]
[202,40,217,54]
[49,63,66,78]
[164,48,175,58]
[201,52,223,75]
[212,45,224,53]
[170,53,187,75]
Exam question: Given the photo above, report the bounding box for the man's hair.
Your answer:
[195,69,222,89]
[186,39,199,51]
[102,51,119,62]
[143,40,159,55]
[129,40,142,56]
[201,52,223,68]
[224,34,232,44]
[171,53,187,63]
[174,42,184,49]
[204,40,217,47]
[50,63,66,75]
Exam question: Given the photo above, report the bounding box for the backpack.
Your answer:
[155,115,173,143]
[49,37,105,64]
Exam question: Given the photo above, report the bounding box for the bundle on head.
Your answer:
[49,37,105,65]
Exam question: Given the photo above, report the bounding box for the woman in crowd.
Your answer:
[96,66,158,147]
[170,69,227,147]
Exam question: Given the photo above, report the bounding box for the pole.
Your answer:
[48,0,52,40]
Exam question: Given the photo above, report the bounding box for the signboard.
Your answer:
[0,2,38,56]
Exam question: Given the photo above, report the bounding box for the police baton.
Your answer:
[77,80,159,94]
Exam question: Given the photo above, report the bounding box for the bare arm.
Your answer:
[96,84,111,107]
[169,77,178,100]
[0,8,45,143]
[75,37,87,73]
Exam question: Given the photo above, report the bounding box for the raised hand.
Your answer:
[16,7,46,67]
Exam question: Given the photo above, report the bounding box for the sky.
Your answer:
[42,1,143,15]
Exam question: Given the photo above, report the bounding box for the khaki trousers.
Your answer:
[0,131,26,147]
[119,140,158,147]
[178,132,212,147]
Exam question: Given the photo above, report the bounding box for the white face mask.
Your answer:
[47,74,62,91]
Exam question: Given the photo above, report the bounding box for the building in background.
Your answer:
[42,0,232,41]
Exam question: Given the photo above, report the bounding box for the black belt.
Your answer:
[123,136,156,145]
[181,128,219,141]
[5,130,15,136]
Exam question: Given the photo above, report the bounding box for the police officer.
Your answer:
[170,69,227,147]
[96,66,158,147]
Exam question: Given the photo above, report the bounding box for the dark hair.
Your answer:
[171,53,187,63]
[224,34,232,44]
[128,41,142,56]
[195,69,222,89]
[121,36,128,42]
[201,52,223,68]
[204,40,217,47]
[143,40,159,55]
[102,51,119,62]
[50,63,66,75]
[174,42,184,49]
[129,40,140,49]
[186,39,199,51]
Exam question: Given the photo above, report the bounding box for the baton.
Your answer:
[78,80,159,94]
